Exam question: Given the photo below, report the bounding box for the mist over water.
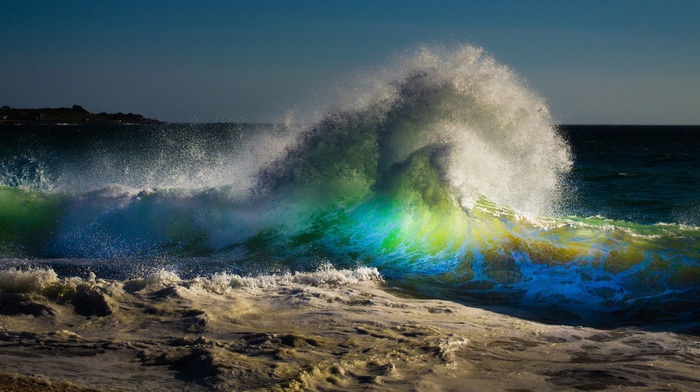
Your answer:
[1,45,699,328]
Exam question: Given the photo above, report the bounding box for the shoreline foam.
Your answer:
[0,267,698,391]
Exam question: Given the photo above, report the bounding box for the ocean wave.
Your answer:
[0,45,698,324]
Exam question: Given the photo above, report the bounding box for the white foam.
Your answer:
[0,265,383,297]
[196,264,383,294]
[0,267,59,293]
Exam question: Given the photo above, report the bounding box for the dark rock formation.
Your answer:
[0,105,164,125]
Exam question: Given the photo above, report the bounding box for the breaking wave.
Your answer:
[1,45,698,325]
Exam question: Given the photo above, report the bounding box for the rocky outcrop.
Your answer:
[0,105,164,125]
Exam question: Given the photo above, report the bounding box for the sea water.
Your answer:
[1,46,698,331]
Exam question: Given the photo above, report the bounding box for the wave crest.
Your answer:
[262,45,571,214]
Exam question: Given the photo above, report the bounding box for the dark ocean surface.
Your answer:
[562,125,700,226]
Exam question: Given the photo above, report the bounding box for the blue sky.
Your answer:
[1,1,699,124]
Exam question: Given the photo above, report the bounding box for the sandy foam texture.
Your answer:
[0,266,699,391]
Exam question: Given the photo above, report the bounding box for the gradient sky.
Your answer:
[1,0,699,124]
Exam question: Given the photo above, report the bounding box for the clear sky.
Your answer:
[1,0,699,124]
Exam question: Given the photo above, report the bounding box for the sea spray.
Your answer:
[259,45,572,214]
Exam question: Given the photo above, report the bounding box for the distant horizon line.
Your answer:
[2,121,700,127]
[166,122,700,127]
[4,105,700,127]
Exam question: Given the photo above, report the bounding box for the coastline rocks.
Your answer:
[0,105,164,125]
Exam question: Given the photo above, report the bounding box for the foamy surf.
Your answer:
[0,264,382,298]
[0,266,698,391]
